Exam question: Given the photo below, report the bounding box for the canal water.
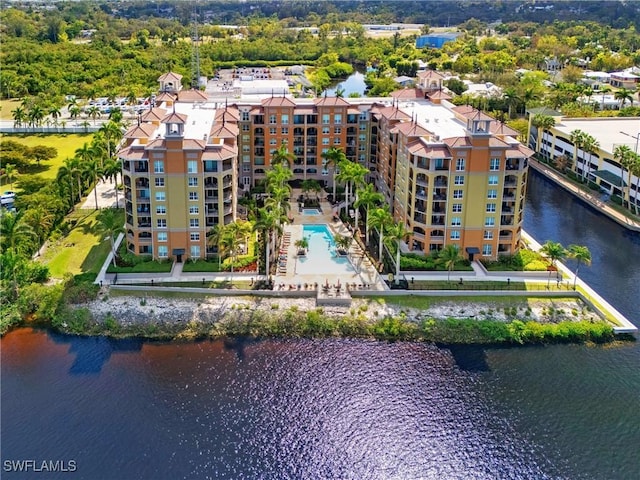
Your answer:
[323,71,367,97]
[2,170,639,479]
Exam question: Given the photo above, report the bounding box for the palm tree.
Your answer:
[23,208,54,254]
[629,153,640,216]
[301,178,314,201]
[368,207,392,266]
[355,183,383,246]
[531,114,555,155]
[27,104,44,129]
[385,222,409,284]
[86,105,102,125]
[265,163,292,192]
[581,133,599,183]
[569,129,586,180]
[207,224,226,269]
[503,87,520,119]
[271,143,295,168]
[11,106,26,128]
[599,86,612,111]
[3,164,17,190]
[69,105,81,123]
[614,88,634,108]
[438,244,462,283]
[0,211,37,255]
[102,157,122,208]
[321,147,347,202]
[540,240,566,287]
[614,145,634,210]
[567,244,591,290]
[254,207,282,277]
[95,208,125,267]
[83,159,103,210]
[334,234,352,255]
[295,237,309,255]
[48,106,61,123]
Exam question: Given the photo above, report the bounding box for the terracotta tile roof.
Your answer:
[422,146,452,158]
[124,123,157,138]
[489,136,510,148]
[145,139,166,149]
[158,71,183,82]
[489,121,519,137]
[262,96,296,108]
[202,145,236,160]
[417,70,444,80]
[140,107,167,122]
[214,107,240,122]
[210,123,239,138]
[394,122,433,137]
[177,89,208,102]
[155,92,176,102]
[391,88,423,99]
[118,147,146,160]
[444,136,472,148]
[161,111,188,124]
[313,96,351,107]
[426,90,452,100]
[506,145,535,158]
[182,139,206,150]
[376,106,412,121]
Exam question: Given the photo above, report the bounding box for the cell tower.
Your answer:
[191,2,201,90]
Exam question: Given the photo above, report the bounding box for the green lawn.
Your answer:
[182,259,222,272]
[39,210,115,279]
[106,261,173,274]
[382,295,575,310]
[0,99,22,120]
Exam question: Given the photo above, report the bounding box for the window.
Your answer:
[157,219,167,228]
[243,145,250,153]
[488,175,499,185]
[270,138,277,145]
[486,203,496,213]
[242,176,250,185]
[322,138,329,145]
[158,232,167,242]
[359,134,367,142]
[487,189,498,199]
[334,114,342,124]
[269,114,276,124]
[155,191,166,201]
[241,124,250,132]
[322,114,330,124]
[153,160,164,173]
[189,218,199,228]
[190,232,200,241]
[454,175,465,185]
[483,230,494,240]
[322,126,330,134]
[156,205,166,215]
[189,192,198,201]
[456,158,465,171]
[190,245,201,259]
[482,244,493,256]
[485,217,495,227]
[242,134,250,142]
[281,114,289,125]
[453,189,463,199]
[334,126,342,134]
[241,111,249,121]
[490,158,500,171]
[360,123,367,131]
[189,205,199,215]
[269,127,277,135]
[155,177,165,187]
[188,177,198,187]
[450,230,460,240]
[242,155,250,163]
[452,203,462,213]
[187,160,197,174]
[334,137,341,144]
[281,127,288,135]
[451,217,461,226]
[242,164,250,172]
[158,245,168,258]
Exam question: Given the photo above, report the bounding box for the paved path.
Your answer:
[80,178,123,210]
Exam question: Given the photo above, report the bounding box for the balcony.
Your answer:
[500,217,514,226]
[134,162,148,173]
[430,216,445,226]
[414,212,426,223]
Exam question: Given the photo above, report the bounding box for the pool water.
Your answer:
[302,208,321,215]
[296,224,356,275]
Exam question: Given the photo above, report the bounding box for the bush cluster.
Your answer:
[481,250,547,271]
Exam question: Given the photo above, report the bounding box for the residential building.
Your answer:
[119,71,533,262]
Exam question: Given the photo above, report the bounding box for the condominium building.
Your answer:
[119,72,533,262]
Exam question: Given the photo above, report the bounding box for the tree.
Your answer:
[354,183,383,246]
[22,208,54,255]
[3,164,17,190]
[569,129,586,180]
[368,207,392,267]
[321,147,347,202]
[28,145,57,166]
[86,105,101,125]
[102,157,122,208]
[271,143,295,168]
[629,153,640,216]
[83,159,103,210]
[614,88,634,108]
[540,240,566,287]
[614,145,634,210]
[69,105,81,122]
[531,114,555,155]
[581,133,599,183]
[96,208,124,267]
[599,86,612,110]
[254,207,283,277]
[503,87,520,119]
[294,237,309,255]
[0,211,37,255]
[11,106,26,128]
[567,244,591,290]
[438,244,462,283]
[385,222,409,284]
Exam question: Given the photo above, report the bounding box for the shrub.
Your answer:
[524,260,548,271]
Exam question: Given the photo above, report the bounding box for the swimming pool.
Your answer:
[302,208,321,215]
[296,224,356,275]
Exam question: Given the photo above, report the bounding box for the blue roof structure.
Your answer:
[416,33,461,49]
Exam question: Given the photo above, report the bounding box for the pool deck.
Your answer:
[274,192,386,293]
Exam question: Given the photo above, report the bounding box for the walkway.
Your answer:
[529,159,640,232]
